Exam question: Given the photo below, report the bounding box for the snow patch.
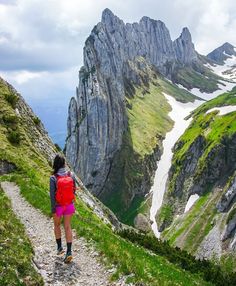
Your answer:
[206,105,236,116]
[207,55,236,80]
[190,80,236,101]
[150,94,202,238]
[184,194,199,213]
[175,83,189,91]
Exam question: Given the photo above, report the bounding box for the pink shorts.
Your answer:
[55,203,75,217]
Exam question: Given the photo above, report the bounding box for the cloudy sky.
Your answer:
[0,0,235,146]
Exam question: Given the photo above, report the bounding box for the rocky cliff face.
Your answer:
[207,42,236,65]
[173,27,198,65]
[65,9,203,222]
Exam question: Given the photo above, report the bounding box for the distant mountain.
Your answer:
[207,42,236,65]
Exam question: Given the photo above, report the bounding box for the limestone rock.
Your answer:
[221,213,236,241]
[217,175,236,212]
[134,213,151,232]
[0,160,16,175]
[173,27,198,65]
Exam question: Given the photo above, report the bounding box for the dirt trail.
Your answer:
[1,181,127,286]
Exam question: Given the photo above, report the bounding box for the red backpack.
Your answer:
[55,172,75,206]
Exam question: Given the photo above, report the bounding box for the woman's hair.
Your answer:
[52,154,65,174]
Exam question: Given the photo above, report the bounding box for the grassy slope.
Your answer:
[160,89,236,253]
[174,65,221,93]
[126,83,173,157]
[171,89,236,182]
[0,187,44,286]
[0,79,211,285]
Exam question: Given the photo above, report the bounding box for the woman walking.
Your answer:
[50,154,77,263]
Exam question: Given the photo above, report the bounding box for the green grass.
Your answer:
[183,193,219,253]
[126,83,173,157]
[163,192,211,245]
[157,77,199,102]
[170,89,236,191]
[227,206,236,224]
[174,66,220,93]
[118,229,236,286]
[0,187,43,286]
[220,253,236,274]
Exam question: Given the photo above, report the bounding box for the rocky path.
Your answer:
[1,181,127,286]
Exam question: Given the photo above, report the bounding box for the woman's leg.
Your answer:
[63,214,73,262]
[53,213,62,239]
[53,213,63,252]
[63,214,72,243]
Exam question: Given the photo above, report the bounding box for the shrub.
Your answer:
[54,143,61,152]
[7,130,21,145]
[4,92,18,108]
[33,116,41,125]
[3,114,18,125]
[117,229,236,286]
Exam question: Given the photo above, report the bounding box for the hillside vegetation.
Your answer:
[158,88,236,266]
[0,187,44,286]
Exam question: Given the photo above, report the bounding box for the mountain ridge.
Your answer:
[65,8,222,226]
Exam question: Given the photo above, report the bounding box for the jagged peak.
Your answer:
[140,16,166,27]
[177,27,192,42]
[101,8,121,23]
[102,8,115,20]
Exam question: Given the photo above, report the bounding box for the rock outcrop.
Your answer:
[173,27,198,65]
[217,175,236,212]
[159,133,236,230]
[0,160,16,175]
[65,9,201,219]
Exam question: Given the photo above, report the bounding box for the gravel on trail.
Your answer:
[1,181,130,286]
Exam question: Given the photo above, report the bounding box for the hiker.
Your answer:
[49,154,78,263]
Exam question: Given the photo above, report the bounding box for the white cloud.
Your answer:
[0,0,235,143]
[0,70,45,84]
[0,0,235,73]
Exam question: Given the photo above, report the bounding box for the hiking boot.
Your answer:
[57,247,64,255]
[63,252,72,264]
